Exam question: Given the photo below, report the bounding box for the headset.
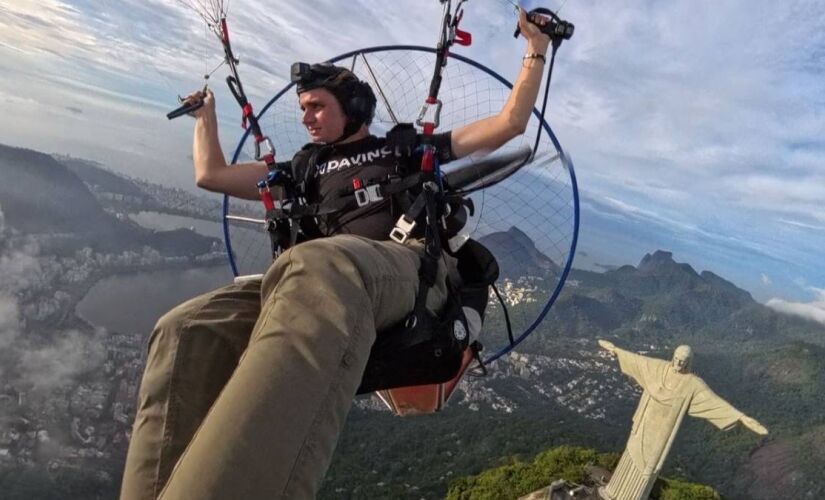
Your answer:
[291,62,377,127]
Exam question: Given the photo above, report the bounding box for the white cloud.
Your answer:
[0,205,106,389]
[0,293,22,350]
[766,287,825,326]
[761,274,772,286]
[726,174,825,210]
[778,218,824,230]
[18,329,107,391]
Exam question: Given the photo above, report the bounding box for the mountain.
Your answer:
[57,155,148,200]
[478,226,560,278]
[0,143,216,256]
[523,250,772,345]
[0,144,120,236]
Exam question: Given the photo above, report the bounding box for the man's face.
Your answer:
[298,88,347,143]
[672,346,692,373]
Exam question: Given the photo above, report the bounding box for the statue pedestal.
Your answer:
[519,465,612,500]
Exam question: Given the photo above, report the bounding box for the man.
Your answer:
[597,340,768,500]
[121,9,552,500]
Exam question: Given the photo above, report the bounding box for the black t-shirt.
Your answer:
[300,133,453,241]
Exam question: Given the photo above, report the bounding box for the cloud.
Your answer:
[724,174,825,219]
[18,329,107,391]
[65,105,83,114]
[555,0,825,227]
[0,243,41,292]
[778,218,825,232]
[766,287,825,326]
[0,292,22,350]
[0,204,105,389]
[0,205,42,293]
[761,274,772,286]
[0,206,37,378]
[586,193,793,267]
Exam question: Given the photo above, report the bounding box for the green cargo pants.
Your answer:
[120,235,452,499]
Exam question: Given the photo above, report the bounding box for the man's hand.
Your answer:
[182,88,215,120]
[740,415,769,436]
[598,339,617,355]
[449,8,553,159]
[518,8,551,53]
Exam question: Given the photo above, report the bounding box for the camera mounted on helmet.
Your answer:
[291,62,343,93]
[291,62,378,143]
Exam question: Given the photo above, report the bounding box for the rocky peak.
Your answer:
[637,250,699,278]
[478,226,559,279]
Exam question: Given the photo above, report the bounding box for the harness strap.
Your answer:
[264,170,423,221]
[397,180,444,344]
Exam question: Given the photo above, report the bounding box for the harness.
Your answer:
[254,1,504,405]
[259,123,497,396]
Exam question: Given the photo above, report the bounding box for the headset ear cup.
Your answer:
[358,84,377,125]
[337,79,376,126]
[347,93,376,125]
[349,96,366,123]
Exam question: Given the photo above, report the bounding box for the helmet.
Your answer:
[291,62,377,140]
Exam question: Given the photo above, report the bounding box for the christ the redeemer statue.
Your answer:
[597,340,768,500]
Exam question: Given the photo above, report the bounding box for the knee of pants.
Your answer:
[146,302,191,354]
[262,237,365,298]
[282,236,361,272]
[136,304,195,401]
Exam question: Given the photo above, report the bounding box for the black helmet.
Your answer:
[291,62,377,141]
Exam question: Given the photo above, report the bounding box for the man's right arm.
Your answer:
[188,90,268,201]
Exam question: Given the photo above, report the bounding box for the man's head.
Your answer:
[672,345,693,373]
[291,62,377,144]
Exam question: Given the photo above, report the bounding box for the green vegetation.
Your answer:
[657,478,721,500]
[446,446,613,499]
[445,445,718,500]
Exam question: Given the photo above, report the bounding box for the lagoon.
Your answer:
[76,265,233,336]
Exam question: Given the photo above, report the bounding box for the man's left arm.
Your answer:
[451,8,551,159]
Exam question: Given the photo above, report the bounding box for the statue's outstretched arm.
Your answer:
[597,340,651,388]
[740,415,769,435]
[598,339,616,354]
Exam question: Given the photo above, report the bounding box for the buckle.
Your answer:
[355,185,384,208]
[390,215,416,244]
[416,100,442,129]
[254,136,276,162]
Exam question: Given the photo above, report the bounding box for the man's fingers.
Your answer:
[529,13,549,27]
[183,89,208,104]
[182,94,202,105]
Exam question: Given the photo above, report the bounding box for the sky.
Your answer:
[0,0,824,322]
